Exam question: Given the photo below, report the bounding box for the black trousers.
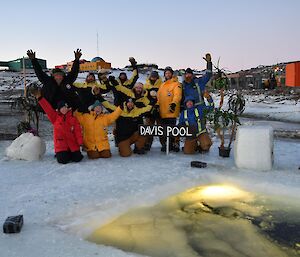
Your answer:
[159,118,177,147]
[56,151,83,164]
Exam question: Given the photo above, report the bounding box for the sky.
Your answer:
[1,0,300,72]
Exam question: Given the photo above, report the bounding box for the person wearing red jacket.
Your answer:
[32,89,84,164]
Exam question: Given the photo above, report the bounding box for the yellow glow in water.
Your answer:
[200,185,247,199]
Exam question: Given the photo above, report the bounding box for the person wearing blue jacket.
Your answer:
[179,95,214,154]
[181,53,212,109]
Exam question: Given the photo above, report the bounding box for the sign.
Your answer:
[139,125,193,137]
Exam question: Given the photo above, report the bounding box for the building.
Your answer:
[285,61,300,87]
[0,57,47,71]
[67,56,111,72]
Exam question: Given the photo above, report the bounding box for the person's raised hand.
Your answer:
[27,49,36,60]
[74,49,82,60]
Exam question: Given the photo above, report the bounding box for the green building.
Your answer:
[0,57,47,71]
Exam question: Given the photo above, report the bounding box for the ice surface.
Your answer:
[0,136,299,257]
[234,126,274,171]
[5,133,46,161]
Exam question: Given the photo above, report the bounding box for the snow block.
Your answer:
[234,126,273,171]
[6,133,46,161]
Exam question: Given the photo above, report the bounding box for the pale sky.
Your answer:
[1,0,300,71]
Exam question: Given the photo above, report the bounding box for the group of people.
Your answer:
[26,49,214,164]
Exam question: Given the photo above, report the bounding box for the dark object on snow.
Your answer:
[191,161,207,168]
[219,147,231,158]
[3,215,23,234]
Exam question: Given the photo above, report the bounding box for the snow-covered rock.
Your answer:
[234,126,274,171]
[5,132,46,161]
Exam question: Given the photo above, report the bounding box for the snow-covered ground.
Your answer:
[0,136,299,257]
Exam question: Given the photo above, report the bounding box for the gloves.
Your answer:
[120,101,126,110]
[74,49,82,60]
[108,76,119,86]
[92,85,101,95]
[203,53,211,62]
[169,103,176,113]
[27,49,36,60]
[129,57,137,68]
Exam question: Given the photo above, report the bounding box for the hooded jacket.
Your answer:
[38,97,83,153]
[179,96,214,136]
[75,107,122,152]
[157,77,182,118]
[31,58,82,110]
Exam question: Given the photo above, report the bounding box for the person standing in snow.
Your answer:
[31,89,83,164]
[182,54,214,151]
[179,96,214,154]
[27,49,83,110]
[74,100,123,159]
[157,67,182,152]
[143,71,163,151]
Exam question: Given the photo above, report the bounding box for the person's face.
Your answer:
[149,76,157,84]
[185,73,193,81]
[53,73,64,85]
[119,74,127,82]
[134,83,143,95]
[99,74,108,81]
[164,71,173,80]
[86,74,95,83]
[59,106,69,115]
[94,105,103,115]
[186,100,194,109]
[127,101,134,110]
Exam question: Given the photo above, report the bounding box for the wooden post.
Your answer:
[23,56,27,97]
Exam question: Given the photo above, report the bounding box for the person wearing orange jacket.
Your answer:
[74,100,123,159]
[31,89,83,164]
[157,67,182,152]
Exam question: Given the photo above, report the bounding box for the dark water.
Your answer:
[87,185,300,257]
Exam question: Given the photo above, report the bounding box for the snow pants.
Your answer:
[159,118,177,148]
[183,133,212,154]
[87,150,112,159]
[118,132,146,157]
[56,150,83,164]
[144,116,161,150]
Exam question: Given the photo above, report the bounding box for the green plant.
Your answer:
[206,81,245,150]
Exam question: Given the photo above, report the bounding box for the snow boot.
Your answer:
[133,147,146,155]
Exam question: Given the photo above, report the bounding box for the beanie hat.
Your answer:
[57,100,68,110]
[149,71,159,79]
[184,96,196,104]
[185,68,193,74]
[52,68,65,76]
[88,100,102,111]
[119,72,127,79]
[164,66,174,75]
[133,82,144,90]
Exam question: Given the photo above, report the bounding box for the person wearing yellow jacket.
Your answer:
[157,67,182,152]
[116,100,153,157]
[73,72,108,112]
[143,71,163,151]
[74,100,122,159]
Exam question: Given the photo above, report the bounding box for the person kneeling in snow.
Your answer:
[116,99,153,157]
[74,100,123,159]
[179,96,214,154]
[32,89,83,164]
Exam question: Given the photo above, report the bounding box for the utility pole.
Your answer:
[97,32,99,57]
